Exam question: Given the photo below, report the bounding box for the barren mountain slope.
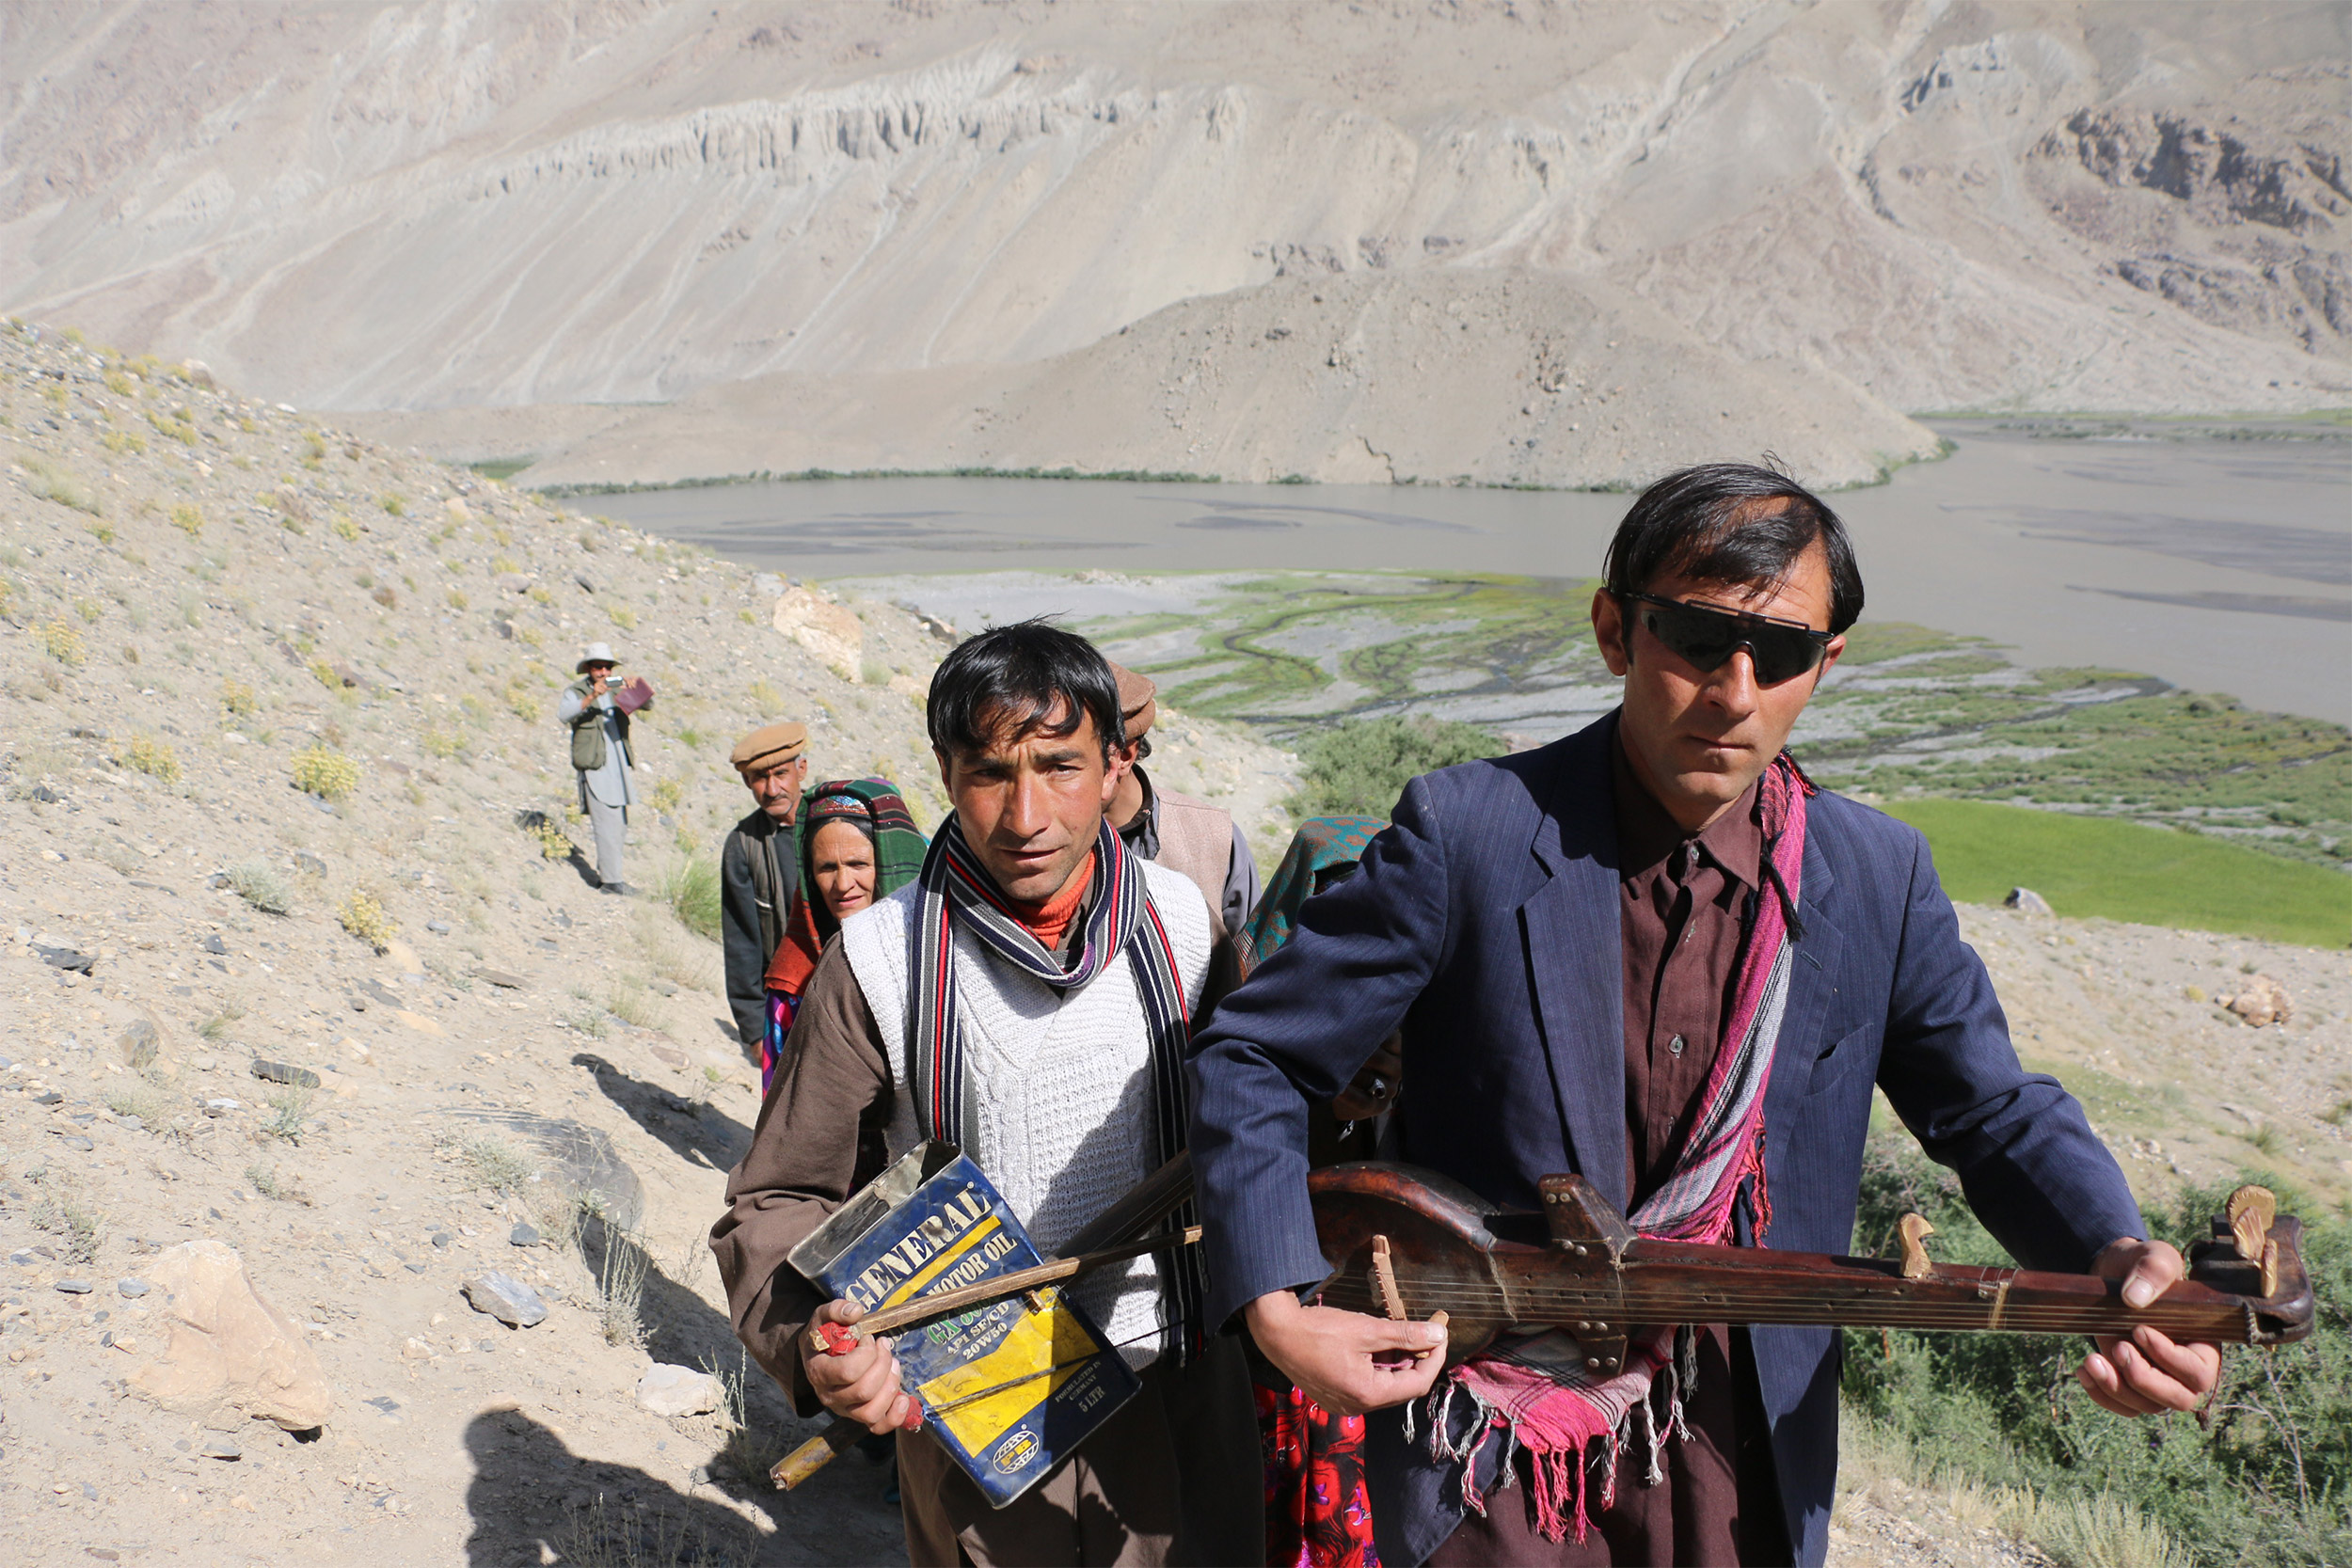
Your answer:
[0,321,1294,1562]
[1,2,2344,487]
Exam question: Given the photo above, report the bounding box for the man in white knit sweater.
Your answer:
[712,622,1260,1567]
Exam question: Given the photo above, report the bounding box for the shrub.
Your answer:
[422,724,467,760]
[381,494,405,516]
[262,1084,313,1143]
[338,890,393,949]
[100,430,145,455]
[1843,1132,2352,1567]
[331,514,358,541]
[22,455,101,515]
[372,584,397,609]
[649,777,685,815]
[228,859,293,915]
[221,679,256,716]
[117,734,181,783]
[660,855,723,940]
[169,502,202,534]
[292,743,359,800]
[40,617,86,667]
[1292,715,1502,819]
[607,603,635,631]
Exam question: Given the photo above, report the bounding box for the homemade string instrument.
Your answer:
[1307,1163,2315,1369]
[773,1155,2312,1492]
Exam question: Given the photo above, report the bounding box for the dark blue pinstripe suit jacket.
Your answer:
[1187,711,2143,1566]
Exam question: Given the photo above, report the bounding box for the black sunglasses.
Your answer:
[1615,591,1834,687]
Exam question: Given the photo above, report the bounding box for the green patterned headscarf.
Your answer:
[797,777,929,942]
[1239,816,1386,974]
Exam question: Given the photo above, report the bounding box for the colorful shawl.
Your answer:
[1422,752,1815,1543]
[1241,816,1386,975]
[1251,815,1391,1568]
[758,778,926,1092]
[907,814,1205,1361]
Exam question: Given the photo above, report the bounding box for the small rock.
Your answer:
[57,1135,95,1152]
[121,1117,145,1133]
[201,935,228,956]
[56,1279,93,1294]
[118,1279,150,1298]
[460,1272,548,1328]
[403,1263,429,1275]
[7,1250,31,1266]
[249,1060,321,1089]
[37,945,96,974]
[477,969,527,990]
[2003,887,2055,916]
[126,1240,336,1432]
[508,1222,542,1248]
[294,851,328,878]
[119,1018,160,1070]
[649,1045,687,1069]
[635,1364,723,1418]
[431,1232,453,1250]
[32,1091,63,1106]
[201,1438,243,1460]
[205,1099,241,1116]
[29,784,60,803]
[2220,975,2293,1028]
[425,920,452,935]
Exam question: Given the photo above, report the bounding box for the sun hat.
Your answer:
[576,641,618,673]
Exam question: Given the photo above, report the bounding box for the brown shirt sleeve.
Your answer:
[708,938,895,1416]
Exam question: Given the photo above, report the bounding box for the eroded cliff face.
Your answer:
[0,1,2344,484]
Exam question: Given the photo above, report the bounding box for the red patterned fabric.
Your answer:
[1258,1377,1381,1568]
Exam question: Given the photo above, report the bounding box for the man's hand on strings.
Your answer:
[803,1299,915,1435]
[2075,1237,2222,1418]
[1246,1289,1447,1416]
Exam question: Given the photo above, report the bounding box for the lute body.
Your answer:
[1306,1163,2313,1375]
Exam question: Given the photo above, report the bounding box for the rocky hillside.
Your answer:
[4,2,2344,488]
[0,321,1293,1563]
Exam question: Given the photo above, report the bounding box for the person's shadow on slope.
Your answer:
[571,1051,754,1172]
[462,1406,757,1567]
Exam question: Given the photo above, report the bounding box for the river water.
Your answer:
[592,423,2351,724]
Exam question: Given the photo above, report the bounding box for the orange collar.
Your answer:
[1010,850,1094,953]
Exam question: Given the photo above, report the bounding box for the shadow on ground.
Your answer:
[463,1372,904,1564]
[572,1050,754,1172]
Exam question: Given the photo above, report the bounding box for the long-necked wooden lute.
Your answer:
[1307,1164,2313,1373]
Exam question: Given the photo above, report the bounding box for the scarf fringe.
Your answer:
[1418,1346,1705,1544]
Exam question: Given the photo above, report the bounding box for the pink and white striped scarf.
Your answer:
[1421,752,1814,1541]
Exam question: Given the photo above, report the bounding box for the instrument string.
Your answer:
[1313,1281,2250,1337]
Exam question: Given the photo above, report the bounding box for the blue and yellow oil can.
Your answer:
[788,1141,1142,1508]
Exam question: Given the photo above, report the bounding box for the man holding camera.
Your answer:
[558,641,652,896]
[722,720,811,1053]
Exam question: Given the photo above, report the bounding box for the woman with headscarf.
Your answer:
[1244,815,1398,1568]
[758,778,927,1095]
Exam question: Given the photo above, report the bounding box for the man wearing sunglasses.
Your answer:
[1188,463,2217,1566]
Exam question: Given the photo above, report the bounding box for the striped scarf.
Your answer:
[908,813,1205,1359]
[1423,752,1813,1542]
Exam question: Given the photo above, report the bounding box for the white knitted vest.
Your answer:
[838,858,1213,1367]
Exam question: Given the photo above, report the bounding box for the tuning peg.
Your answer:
[1899,1213,1936,1280]
[2225,1186,2276,1263]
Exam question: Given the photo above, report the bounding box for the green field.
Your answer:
[1887,798,2352,948]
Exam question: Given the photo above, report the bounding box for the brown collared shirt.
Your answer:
[1612,740,1763,1208]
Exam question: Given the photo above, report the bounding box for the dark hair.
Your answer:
[1601,463,1864,633]
[927,619,1121,763]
